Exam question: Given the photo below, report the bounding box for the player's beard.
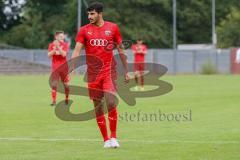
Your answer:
[90,15,100,25]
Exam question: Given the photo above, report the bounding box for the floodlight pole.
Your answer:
[173,0,177,74]
[212,0,217,48]
[77,0,82,31]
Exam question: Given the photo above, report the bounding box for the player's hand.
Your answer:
[53,40,60,47]
[69,64,77,77]
[124,72,131,83]
[53,47,56,52]
[55,51,60,55]
[70,70,76,78]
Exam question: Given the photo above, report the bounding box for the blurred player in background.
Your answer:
[48,31,70,106]
[131,38,147,91]
[71,2,129,148]
[236,48,240,64]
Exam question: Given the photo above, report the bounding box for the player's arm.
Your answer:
[57,46,67,57]
[236,49,240,64]
[71,26,86,71]
[143,45,147,54]
[48,45,56,58]
[71,42,84,71]
[131,46,137,54]
[114,24,130,82]
[48,50,55,57]
[117,44,130,82]
[137,46,146,54]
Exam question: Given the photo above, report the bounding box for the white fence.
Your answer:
[0,49,231,74]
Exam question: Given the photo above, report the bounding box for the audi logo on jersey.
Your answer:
[90,39,108,46]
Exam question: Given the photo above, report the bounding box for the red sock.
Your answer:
[65,87,69,100]
[96,115,109,142]
[108,107,118,138]
[51,87,57,103]
[140,76,144,86]
[135,75,138,84]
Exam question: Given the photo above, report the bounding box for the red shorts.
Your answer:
[134,63,145,72]
[87,73,117,100]
[51,69,69,83]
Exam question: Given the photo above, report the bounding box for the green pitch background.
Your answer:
[0,75,239,160]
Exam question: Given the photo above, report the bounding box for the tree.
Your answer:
[0,0,6,30]
[2,0,70,48]
[1,0,240,48]
[177,0,212,44]
[103,0,173,48]
[217,7,240,48]
[0,0,24,31]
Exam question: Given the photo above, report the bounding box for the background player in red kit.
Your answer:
[131,38,147,91]
[71,2,129,148]
[48,31,70,106]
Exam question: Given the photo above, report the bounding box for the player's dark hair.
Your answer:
[55,30,64,36]
[87,2,104,13]
[137,38,143,41]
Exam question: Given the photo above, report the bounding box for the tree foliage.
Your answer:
[0,0,240,48]
[0,0,23,32]
[217,7,240,48]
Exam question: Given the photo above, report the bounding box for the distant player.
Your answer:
[131,38,147,91]
[236,48,240,64]
[48,31,70,106]
[71,2,129,148]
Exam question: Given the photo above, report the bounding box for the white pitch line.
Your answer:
[0,137,101,142]
[0,137,239,144]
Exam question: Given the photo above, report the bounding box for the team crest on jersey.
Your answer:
[105,30,111,36]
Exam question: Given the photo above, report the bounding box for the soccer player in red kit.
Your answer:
[71,2,129,148]
[131,38,147,91]
[48,31,70,106]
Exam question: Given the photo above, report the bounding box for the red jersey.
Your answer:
[48,41,69,70]
[131,44,147,62]
[75,21,122,75]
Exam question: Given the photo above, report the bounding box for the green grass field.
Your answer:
[0,75,239,160]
